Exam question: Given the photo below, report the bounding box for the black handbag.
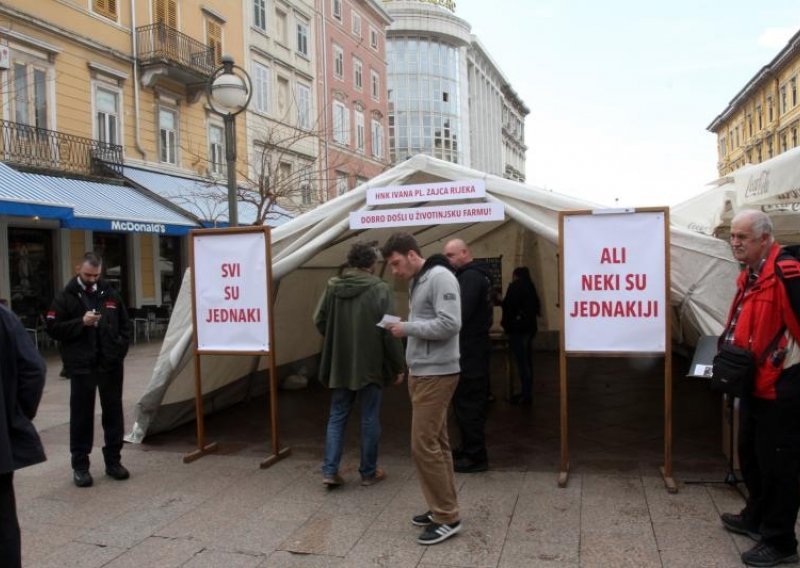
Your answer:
[711,327,786,398]
[711,344,755,398]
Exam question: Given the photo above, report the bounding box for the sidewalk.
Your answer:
[16,342,767,567]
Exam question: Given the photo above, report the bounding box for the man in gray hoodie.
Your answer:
[381,232,462,546]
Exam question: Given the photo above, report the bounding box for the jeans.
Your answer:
[509,332,534,399]
[322,383,383,479]
[409,373,460,525]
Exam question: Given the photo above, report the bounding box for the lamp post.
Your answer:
[207,55,252,227]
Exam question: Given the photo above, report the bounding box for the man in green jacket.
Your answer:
[314,243,405,488]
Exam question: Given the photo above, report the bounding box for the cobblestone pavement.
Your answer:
[16,341,775,567]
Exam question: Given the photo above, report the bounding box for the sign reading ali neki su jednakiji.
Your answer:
[349,179,504,229]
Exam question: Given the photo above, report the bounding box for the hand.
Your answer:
[392,373,405,386]
[386,322,407,338]
[83,310,101,327]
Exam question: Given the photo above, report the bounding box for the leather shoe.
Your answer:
[721,512,760,541]
[73,469,93,487]
[741,541,798,567]
[105,463,130,480]
[454,457,489,473]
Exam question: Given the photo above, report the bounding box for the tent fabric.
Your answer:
[127,154,740,441]
[672,147,800,244]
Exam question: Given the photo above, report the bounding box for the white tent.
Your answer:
[672,146,800,244]
[127,155,740,441]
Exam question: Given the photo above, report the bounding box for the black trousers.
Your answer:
[452,374,489,463]
[70,366,125,471]
[738,395,800,553]
[0,472,20,568]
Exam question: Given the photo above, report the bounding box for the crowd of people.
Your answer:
[4,215,798,565]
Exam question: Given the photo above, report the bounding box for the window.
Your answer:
[93,0,117,20]
[794,127,798,148]
[296,83,311,129]
[768,96,774,122]
[793,78,797,107]
[276,10,287,44]
[12,62,49,130]
[719,137,726,157]
[336,171,348,195]
[252,62,271,114]
[297,20,309,57]
[333,44,344,79]
[352,12,361,37]
[207,19,222,65]
[370,27,378,49]
[209,124,224,174]
[300,166,313,205]
[781,133,788,152]
[371,119,383,158]
[355,110,365,153]
[95,86,119,145]
[158,107,178,164]
[332,101,349,144]
[254,0,266,31]
[353,57,363,90]
[332,0,342,21]
[370,69,380,100]
[153,0,177,27]
[781,85,787,114]
[756,105,762,130]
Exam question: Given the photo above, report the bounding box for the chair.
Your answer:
[130,308,150,344]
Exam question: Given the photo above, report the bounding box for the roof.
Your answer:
[0,162,200,235]
[123,166,294,228]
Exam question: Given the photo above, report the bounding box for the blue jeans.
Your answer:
[509,333,534,399]
[322,383,383,479]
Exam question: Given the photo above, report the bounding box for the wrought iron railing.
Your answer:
[0,120,123,178]
[137,22,216,76]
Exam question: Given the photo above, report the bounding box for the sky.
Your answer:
[454,0,800,207]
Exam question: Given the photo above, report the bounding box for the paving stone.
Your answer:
[580,527,661,568]
[279,512,374,556]
[181,549,265,568]
[31,540,126,568]
[343,528,424,567]
[101,536,205,567]
[653,519,743,567]
[258,551,345,567]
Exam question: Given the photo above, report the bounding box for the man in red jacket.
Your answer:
[719,210,800,567]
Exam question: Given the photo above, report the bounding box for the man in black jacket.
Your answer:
[0,303,46,567]
[443,238,493,473]
[46,252,131,487]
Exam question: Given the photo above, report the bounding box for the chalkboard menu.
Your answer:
[475,256,503,304]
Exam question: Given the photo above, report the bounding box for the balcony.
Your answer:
[0,120,123,180]
[136,23,215,99]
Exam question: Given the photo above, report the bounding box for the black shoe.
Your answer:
[417,521,462,545]
[105,463,130,480]
[73,470,93,488]
[721,512,760,541]
[741,542,799,567]
[454,457,489,473]
[411,511,433,526]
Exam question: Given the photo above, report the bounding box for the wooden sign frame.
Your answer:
[557,208,675,493]
[185,225,291,468]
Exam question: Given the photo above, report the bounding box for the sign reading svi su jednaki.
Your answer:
[193,231,270,352]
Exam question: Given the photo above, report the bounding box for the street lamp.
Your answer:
[207,55,252,227]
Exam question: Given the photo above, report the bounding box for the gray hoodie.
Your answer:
[404,255,462,376]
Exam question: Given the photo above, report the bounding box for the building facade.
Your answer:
[316,0,392,200]
[383,0,528,180]
[244,0,320,213]
[708,29,800,176]
[0,0,251,325]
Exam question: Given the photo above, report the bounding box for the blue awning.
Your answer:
[123,166,294,227]
[0,163,200,235]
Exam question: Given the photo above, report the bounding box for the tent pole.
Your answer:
[183,352,218,463]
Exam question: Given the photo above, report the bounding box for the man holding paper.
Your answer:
[313,243,405,488]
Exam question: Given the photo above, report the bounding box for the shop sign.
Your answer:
[110,220,167,233]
